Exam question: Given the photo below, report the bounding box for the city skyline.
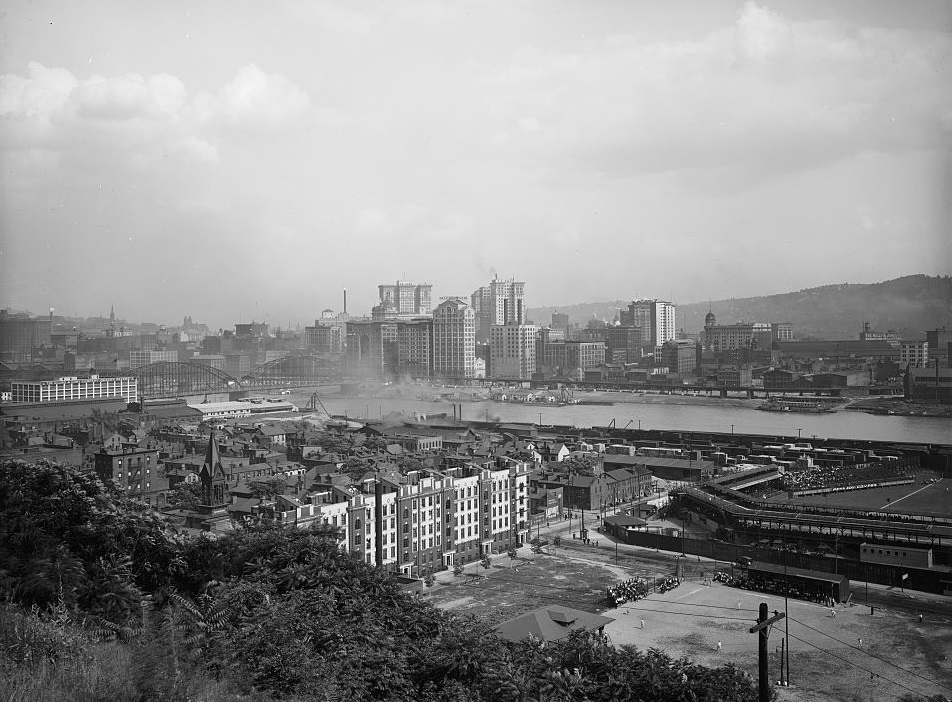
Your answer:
[2,1,950,329]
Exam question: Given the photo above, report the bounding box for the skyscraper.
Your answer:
[489,321,537,380]
[622,299,676,349]
[471,276,525,343]
[376,281,433,318]
[432,299,475,378]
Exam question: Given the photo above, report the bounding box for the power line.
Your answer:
[789,615,951,693]
[622,606,754,622]
[785,631,932,699]
[453,570,947,698]
[640,595,761,613]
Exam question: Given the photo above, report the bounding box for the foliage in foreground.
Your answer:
[0,458,770,701]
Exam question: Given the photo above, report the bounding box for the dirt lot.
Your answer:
[427,544,952,702]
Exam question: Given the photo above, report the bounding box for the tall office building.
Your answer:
[432,299,475,379]
[0,309,53,362]
[621,299,676,349]
[703,312,772,352]
[471,277,525,343]
[129,349,179,369]
[376,281,433,318]
[346,318,432,378]
[489,322,537,380]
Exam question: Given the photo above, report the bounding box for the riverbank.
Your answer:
[844,396,952,418]
[337,381,764,410]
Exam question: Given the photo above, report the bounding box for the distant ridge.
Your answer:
[527,275,952,341]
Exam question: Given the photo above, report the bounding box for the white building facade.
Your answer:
[432,299,476,378]
[11,375,139,404]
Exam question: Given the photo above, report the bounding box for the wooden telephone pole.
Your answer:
[749,603,786,702]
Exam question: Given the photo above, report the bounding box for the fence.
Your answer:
[792,477,914,497]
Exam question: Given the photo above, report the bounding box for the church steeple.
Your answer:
[199,431,226,508]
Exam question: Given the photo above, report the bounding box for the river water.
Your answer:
[299,391,951,445]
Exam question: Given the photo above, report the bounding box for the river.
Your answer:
[293,390,952,445]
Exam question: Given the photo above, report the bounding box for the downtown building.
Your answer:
[620,299,676,350]
[703,311,773,352]
[432,298,476,379]
[471,277,526,343]
[536,336,606,379]
[346,318,433,379]
[899,340,929,369]
[0,309,53,364]
[376,281,433,319]
[489,321,538,380]
[129,349,179,369]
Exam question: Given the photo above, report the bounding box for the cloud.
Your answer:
[485,2,952,181]
[0,62,216,168]
[0,62,312,169]
[0,63,77,121]
[196,64,310,124]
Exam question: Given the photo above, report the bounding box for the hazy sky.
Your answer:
[1,0,949,329]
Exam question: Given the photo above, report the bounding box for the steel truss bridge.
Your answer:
[131,354,341,398]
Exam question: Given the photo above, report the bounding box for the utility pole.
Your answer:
[749,603,785,702]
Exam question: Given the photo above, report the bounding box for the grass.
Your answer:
[768,470,951,515]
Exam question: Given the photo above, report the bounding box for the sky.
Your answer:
[1,0,950,330]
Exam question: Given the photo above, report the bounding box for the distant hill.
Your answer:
[527,275,952,340]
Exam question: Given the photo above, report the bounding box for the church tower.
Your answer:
[198,431,228,508]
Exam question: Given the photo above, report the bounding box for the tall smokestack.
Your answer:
[343,288,347,315]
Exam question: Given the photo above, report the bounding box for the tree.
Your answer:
[341,456,373,481]
[0,458,181,621]
[453,563,465,579]
[246,475,287,499]
[423,573,436,589]
[480,555,492,572]
[165,481,201,510]
[506,546,518,569]
[554,456,598,477]
[398,457,424,472]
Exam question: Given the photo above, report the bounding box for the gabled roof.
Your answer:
[604,514,647,528]
[256,424,287,436]
[494,605,614,643]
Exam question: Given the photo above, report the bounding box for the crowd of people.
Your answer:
[606,576,680,607]
[607,578,650,606]
[730,575,832,604]
[780,463,906,492]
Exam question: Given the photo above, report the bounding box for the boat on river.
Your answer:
[757,398,838,413]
